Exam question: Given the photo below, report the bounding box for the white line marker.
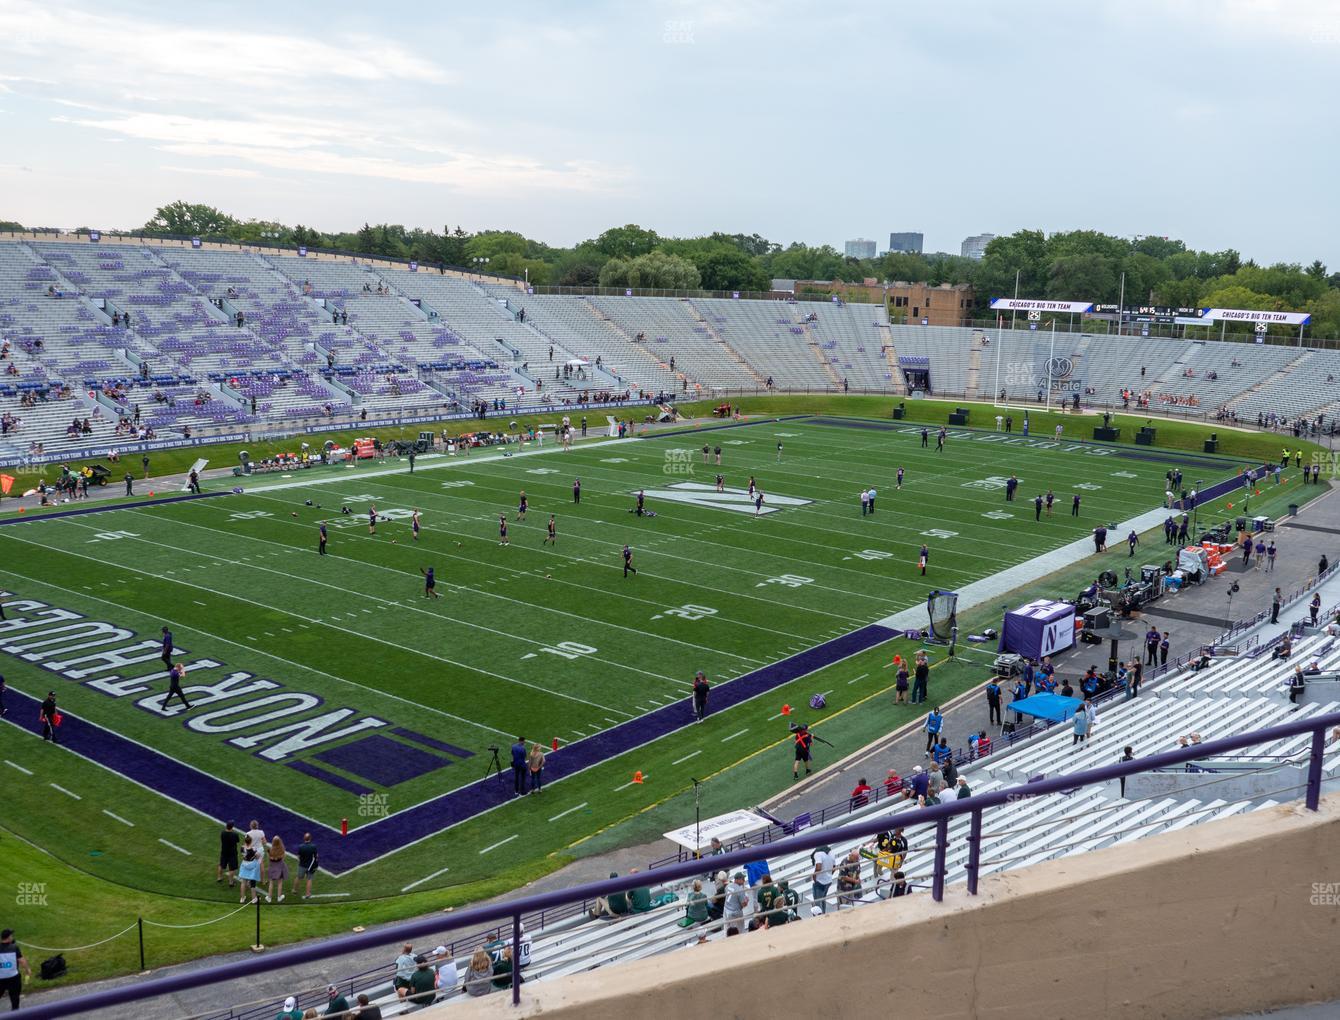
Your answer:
[603,717,621,725]
[103,810,134,827]
[50,783,81,800]
[401,865,452,892]
[193,600,206,606]
[672,750,702,765]
[307,892,352,899]
[479,834,518,856]
[768,712,785,720]
[4,760,33,776]
[721,729,749,742]
[158,838,192,856]
[548,802,588,823]
[614,776,648,791]
[852,673,869,681]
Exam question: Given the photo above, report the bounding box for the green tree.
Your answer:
[1046,253,1117,302]
[143,201,237,237]
[693,247,770,291]
[592,224,659,260]
[597,257,630,288]
[625,251,700,290]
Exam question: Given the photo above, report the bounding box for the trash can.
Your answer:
[1289,503,1299,517]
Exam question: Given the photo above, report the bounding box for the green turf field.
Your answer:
[0,408,1307,982]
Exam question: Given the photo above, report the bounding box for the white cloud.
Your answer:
[161,165,264,180]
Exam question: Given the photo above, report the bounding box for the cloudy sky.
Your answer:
[1,0,1336,263]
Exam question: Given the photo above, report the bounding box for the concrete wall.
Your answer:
[443,793,1340,1019]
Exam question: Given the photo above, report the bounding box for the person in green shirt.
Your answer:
[684,879,710,924]
[490,947,515,990]
[323,985,350,1017]
[406,956,437,1007]
[768,880,799,926]
[754,874,779,922]
[627,868,653,913]
[956,777,972,799]
[605,873,629,916]
[276,996,303,1020]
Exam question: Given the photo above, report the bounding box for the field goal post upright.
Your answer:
[987,298,1095,412]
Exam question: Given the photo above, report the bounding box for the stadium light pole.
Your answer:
[1045,319,1056,412]
[1116,271,1126,338]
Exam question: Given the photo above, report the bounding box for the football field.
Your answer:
[0,414,1227,897]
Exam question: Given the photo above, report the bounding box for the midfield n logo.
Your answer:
[637,482,813,515]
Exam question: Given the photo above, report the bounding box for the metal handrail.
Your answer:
[22,709,1339,1019]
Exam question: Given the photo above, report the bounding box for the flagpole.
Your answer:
[1045,319,1056,412]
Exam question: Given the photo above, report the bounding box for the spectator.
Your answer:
[627,868,653,913]
[406,954,437,1006]
[849,777,872,809]
[684,879,710,925]
[276,997,303,1020]
[956,776,972,798]
[707,870,728,921]
[527,741,545,794]
[0,929,31,1012]
[265,834,288,902]
[464,950,493,997]
[811,844,836,914]
[323,984,350,1017]
[352,993,382,1019]
[393,943,417,999]
[723,871,750,931]
[836,849,863,906]
[489,947,515,991]
[432,946,458,997]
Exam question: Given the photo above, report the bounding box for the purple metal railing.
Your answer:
[21,709,1339,1018]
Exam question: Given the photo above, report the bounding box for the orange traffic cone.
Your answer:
[1255,489,1262,496]
[892,654,903,666]
[552,737,559,751]
[781,704,792,716]
[631,770,644,785]
[1227,502,1234,510]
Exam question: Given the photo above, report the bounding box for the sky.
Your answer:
[1,0,1337,265]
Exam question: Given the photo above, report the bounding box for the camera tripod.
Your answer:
[484,745,504,780]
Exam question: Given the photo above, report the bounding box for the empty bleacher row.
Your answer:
[6,239,1337,461]
[254,637,1340,1015]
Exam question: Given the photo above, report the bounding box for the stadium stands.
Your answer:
[216,636,1339,1015]
[3,239,1337,464]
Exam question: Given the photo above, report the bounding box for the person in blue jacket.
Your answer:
[924,707,943,756]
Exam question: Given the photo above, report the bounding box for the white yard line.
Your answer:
[49,783,81,800]
[401,865,452,892]
[547,802,588,823]
[613,775,648,791]
[478,834,518,856]
[102,810,134,827]
[4,760,33,776]
[158,838,192,856]
[671,750,702,765]
[720,729,749,742]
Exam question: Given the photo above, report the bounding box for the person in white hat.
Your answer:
[277,996,302,1020]
[433,946,459,997]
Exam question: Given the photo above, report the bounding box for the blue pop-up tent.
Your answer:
[1008,693,1084,723]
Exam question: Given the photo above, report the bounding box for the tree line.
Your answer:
[5,202,1338,337]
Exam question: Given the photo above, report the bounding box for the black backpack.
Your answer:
[39,955,67,980]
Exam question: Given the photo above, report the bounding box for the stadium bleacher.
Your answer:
[225,636,1339,1015]
[3,240,1336,466]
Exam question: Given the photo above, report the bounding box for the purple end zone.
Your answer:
[391,727,475,758]
[314,734,453,786]
[1,623,896,872]
[287,760,375,797]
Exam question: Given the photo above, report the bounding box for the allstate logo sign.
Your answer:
[1045,356,1074,380]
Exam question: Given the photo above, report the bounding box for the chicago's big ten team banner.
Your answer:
[1200,307,1311,326]
[990,298,1094,314]
[999,598,1076,660]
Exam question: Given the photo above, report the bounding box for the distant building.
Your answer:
[844,238,877,260]
[792,280,974,327]
[961,233,996,260]
[888,232,924,254]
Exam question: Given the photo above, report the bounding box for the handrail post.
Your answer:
[932,816,949,902]
[510,911,522,1006]
[1306,726,1326,810]
[966,809,982,895]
